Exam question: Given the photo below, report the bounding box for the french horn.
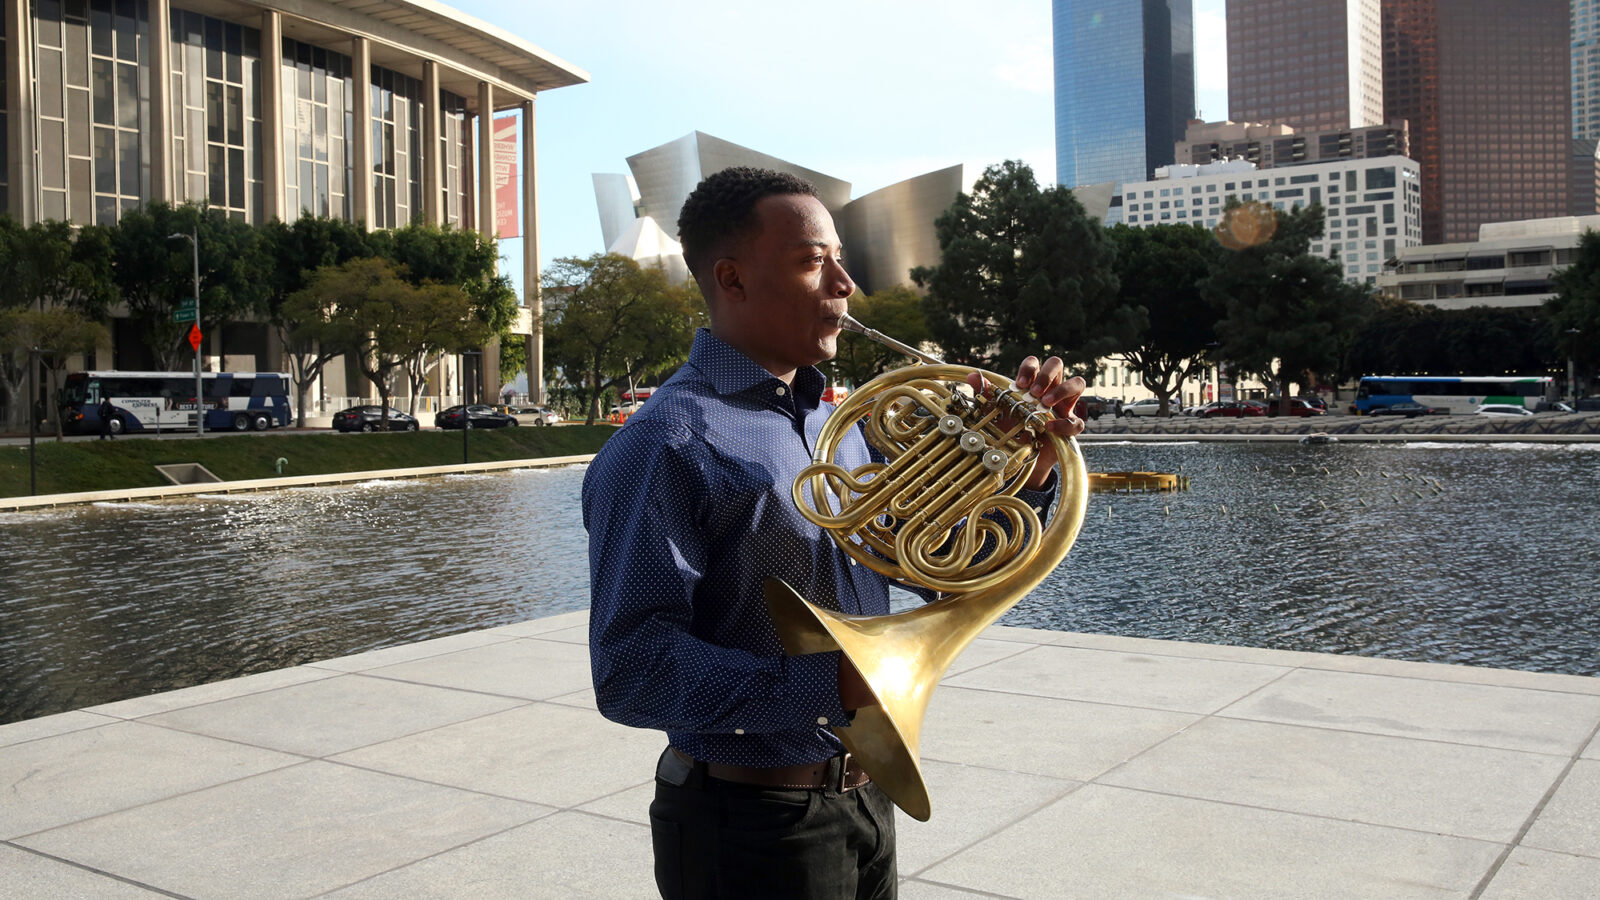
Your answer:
[764,314,1088,821]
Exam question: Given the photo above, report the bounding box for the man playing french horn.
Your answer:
[584,166,1086,899]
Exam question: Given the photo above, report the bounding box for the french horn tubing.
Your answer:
[764,314,1088,821]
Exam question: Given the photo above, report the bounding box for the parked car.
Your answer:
[1533,400,1575,413]
[1297,395,1328,412]
[332,405,419,432]
[1368,401,1438,418]
[1266,398,1327,417]
[1121,398,1168,417]
[435,404,518,429]
[1199,401,1265,418]
[500,405,561,426]
[1075,395,1112,420]
[1473,404,1534,417]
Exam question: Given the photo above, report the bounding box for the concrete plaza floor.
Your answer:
[3,610,1599,899]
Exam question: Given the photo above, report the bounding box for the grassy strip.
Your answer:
[0,425,617,498]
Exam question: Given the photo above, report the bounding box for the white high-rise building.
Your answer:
[1120,156,1422,284]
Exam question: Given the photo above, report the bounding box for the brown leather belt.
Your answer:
[672,748,870,792]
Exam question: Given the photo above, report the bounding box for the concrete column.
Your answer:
[476,81,495,239]
[148,0,173,205]
[5,0,36,222]
[522,98,542,404]
[422,60,440,225]
[260,11,283,222]
[351,37,372,229]
[476,80,499,397]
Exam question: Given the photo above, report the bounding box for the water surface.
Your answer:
[3,443,1597,725]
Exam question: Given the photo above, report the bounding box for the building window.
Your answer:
[435,89,467,225]
[282,38,353,220]
[34,0,150,223]
[371,65,425,229]
[173,11,263,222]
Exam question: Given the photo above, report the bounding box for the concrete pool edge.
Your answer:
[0,454,598,512]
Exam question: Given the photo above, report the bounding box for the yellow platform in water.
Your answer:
[1088,471,1188,493]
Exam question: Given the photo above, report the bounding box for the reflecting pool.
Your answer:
[2,442,1597,725]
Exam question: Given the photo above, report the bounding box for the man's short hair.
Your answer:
[677,167,819,286]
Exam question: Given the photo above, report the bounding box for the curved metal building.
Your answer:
[2,0,587,403]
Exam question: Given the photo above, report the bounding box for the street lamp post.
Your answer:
[1567,328,1582,406]
[26,346,51,496]
[460,349,482,464]
[169,229,203,435]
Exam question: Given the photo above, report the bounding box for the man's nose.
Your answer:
[827,256,855,298]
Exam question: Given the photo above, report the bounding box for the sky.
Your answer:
[451,0,1228,293]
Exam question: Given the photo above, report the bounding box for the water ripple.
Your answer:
[2,445,1597,725]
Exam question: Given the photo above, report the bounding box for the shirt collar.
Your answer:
[688,329,826,408]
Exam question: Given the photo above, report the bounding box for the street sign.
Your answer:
[188,324,203,352]
[173,308,196,323]
[177,298,197,311]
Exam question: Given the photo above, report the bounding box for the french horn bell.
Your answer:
[764,314,1088,821]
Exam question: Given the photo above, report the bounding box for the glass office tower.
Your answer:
[1384,0,1570,243]
[1053,0,1195,189]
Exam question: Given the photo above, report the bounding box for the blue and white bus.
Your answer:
[1354,375,1556,415]
[60,370,292,435]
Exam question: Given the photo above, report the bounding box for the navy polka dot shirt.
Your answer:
[584,328,1056,767]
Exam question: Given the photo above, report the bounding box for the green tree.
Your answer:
[541,254,703,425]
[1347,301,1557,379]
[108,203,271,370]
[1549,229,1600,395]
[1201,203,1374,408]
[0,217,115,432]
[1104,223,1223,415]
[383,223,519,335]
[912,160,1120,373]
[0,307,109,439]
[260,216,378,425]
[285,258,484,427]
[824,285,931,388]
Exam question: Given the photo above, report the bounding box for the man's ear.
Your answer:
[712,257,743,303]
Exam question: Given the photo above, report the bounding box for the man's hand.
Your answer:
[966,356,1085,490]
[838,654,878,711]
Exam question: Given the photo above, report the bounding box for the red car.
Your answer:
[1267,398,1327,417]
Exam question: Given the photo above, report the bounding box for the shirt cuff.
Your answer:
[1018,467,1059,511]
[785,649,853,729]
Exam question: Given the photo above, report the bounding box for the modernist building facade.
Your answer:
[1121,155,1422,284]
[1226,0,1383,132]
[594,131,976,297]
[2,0,586,405]
[1376,214,1598,310]
[1052,0,1195,189]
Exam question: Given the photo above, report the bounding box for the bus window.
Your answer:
[229,378,256,397]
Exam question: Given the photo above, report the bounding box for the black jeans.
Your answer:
[649,747,897,900]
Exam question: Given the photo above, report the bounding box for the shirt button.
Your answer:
[734,728,745,735]
[817,716,829,725]
[776,386,787,397]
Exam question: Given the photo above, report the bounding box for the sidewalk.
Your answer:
[3,611,1598,899]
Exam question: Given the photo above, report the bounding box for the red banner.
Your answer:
[493,115,520,238]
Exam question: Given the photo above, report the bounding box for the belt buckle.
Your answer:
[836,752,856,793]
